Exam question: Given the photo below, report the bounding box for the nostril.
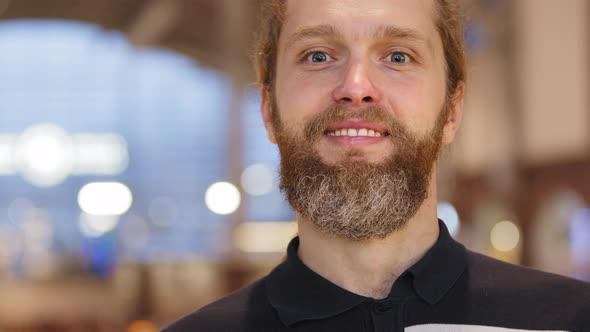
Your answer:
[362,96,373,102]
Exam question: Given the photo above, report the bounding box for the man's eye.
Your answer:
[388,52,411,64]
[306,51,330,63]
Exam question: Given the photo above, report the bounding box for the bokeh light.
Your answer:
[71,133,129,175]
[240,163,275,196]
[234,221,297,253]
[14,123,74,187]
[78,182,133,216]
[490,220,520,252]
[79,213,120,238]
[437,202,461,237]
[205,182,241,215]
[570,208,590,268]
[126,320,159,332]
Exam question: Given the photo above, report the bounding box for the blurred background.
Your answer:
[0,0,588,331]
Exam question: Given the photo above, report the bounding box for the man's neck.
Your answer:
[296,196,440,299]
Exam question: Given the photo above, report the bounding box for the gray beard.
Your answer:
[286,159,423,241]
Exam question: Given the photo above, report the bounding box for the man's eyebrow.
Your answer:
[373,25,429,44]
[283,24,431,52]
[284,24,341,51]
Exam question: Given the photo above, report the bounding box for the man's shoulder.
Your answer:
[162,277,282,332]
[465,249,590,294]
[462,250,590,329]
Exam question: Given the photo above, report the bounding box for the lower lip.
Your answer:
[324,134,388,146]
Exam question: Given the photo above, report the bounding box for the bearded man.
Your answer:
[164,0,590,331]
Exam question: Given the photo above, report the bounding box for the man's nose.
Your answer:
[332,61,382,106]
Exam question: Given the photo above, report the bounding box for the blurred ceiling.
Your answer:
[0,0,259,81]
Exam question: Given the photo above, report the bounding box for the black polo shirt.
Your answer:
[163,220,590,332]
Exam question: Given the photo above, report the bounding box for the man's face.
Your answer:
[262,0,463,240]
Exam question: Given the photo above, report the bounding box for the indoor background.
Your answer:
[0,0,588,331]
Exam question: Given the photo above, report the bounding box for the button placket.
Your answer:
[372,301,392,315]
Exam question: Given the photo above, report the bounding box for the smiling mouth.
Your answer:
[324,128,390,137]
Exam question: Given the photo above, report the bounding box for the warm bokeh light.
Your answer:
[205,181,241,215]
[234,221,298,253]
[490,220,521,252]
[126,320,159,332]
[78,182,133,216]
[437,202,461,237]
[240,163,275,196]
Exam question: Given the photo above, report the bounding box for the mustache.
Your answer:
[303,104,413,144]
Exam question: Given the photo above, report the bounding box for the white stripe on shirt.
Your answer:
[406,324,568,332]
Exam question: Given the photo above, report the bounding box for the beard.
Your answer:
[272,98,450,241]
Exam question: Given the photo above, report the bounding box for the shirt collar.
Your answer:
[406,220,467,304]
[265,237,368,326]
[265,219,467,327]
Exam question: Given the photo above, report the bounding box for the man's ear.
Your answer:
[442,81,465,145]
[261,88,278,144]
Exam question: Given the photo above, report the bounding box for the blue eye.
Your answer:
[307,51,329,63]
[389,52,410,64]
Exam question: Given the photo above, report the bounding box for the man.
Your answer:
[164,0,590,331]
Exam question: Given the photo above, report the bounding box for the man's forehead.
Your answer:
[283,0,436,26]
[281,0,438,44]
[281,0,438,52]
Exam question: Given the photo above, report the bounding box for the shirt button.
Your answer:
[372,302,390,315]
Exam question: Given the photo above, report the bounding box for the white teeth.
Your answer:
[326,128,386,137]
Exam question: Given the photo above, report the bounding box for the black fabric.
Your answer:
[163,220,590,332]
